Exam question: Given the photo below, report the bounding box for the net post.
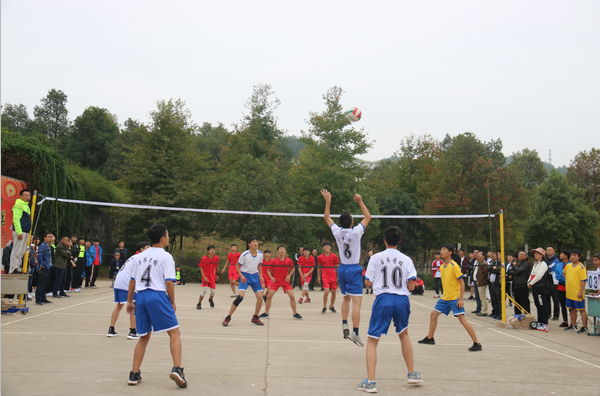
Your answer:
[500,209,506,322]
[18,190,38,306]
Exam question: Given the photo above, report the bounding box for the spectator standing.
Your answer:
[475,251,490,317]
[555,250,570,327]
[89,239,103,288]
[309,249,318,291]
[114,241,128,267]
[9,189,32,273]
[505,253,516,307]
[563,250,589,334]
[528,247,549,332]
[363,249,373,294]
[431,252,443,298]
[545,246,561,321]
[487,251,502,320]
[3,241,13,275]
[292,247,304,290]
[510,251,531,315]
[71,237,86,292]
[109,252,120,288]
[27,237,39,298]
[53,236,72,298]
[84,240,93,288]
[468,249,480,305]
[35,233,55,305]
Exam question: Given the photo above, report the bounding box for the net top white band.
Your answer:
[37,196,495,219]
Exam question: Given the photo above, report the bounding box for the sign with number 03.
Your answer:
[587,271,599,290]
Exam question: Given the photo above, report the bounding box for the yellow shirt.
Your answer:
[563,263,587,301]
[441,260,465,301]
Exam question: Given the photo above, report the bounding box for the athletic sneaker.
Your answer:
[349,332,364,347]
[107,326,117,337]
[209,299,214,308]
[342,323,350,339]
[222,316,232,326]
[577,327,588,334]
[169,366,187,388]
[196,303,202,310]
[407,371,423,384]
[91,286,98,289]
[128,371,141,385]
[468,342,483,352]
[329,306,337,313]
[321,308,327,314]
[537,324,549,332]
[251,315,264,326]
[298,298,303,304]
[564,325,577,331]
[293,313,303,320]
[259,313,269,319]
[433,294,439,298]
[127,329,139,340]
[231,294,236,298]
[356,379,377,393]
[304,298,311,303]
[418,336,435,345]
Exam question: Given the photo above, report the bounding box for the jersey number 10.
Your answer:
[380,265,403,289]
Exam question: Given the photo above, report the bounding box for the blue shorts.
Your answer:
[367,294,411,339]
[238,272,263,293]
[114,288,137,304]
[135,290,179,336]
[337,264,363,296]
[566,298,585,310]
[434,298,465,316]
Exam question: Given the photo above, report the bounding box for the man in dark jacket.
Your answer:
[53,236,71,298]
[35,233,55,305]
[487,251,502,319]
[508,251,531,315]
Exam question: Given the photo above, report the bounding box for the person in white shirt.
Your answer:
[127,224,186,388]
[356,226,422,393]
[432,252,443,298]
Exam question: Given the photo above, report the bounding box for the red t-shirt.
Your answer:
[93,246,100,265]
[262,259,274,279]
[227,252,241,265]
[271,257,293,282]
[298,256,315,275]
[199,255,220,283]
[318,253,339,281]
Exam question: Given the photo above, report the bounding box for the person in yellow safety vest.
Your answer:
[9,189,32,273]
[70,237,86,292]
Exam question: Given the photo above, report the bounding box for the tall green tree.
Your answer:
[104,118,148,180]
[33,89,70,140]
[66,106,120,174]
[525,170,600,251]
[508,148,548,189]
[567,148,600,212]
[194,122,231,171]
[1,103,33,135]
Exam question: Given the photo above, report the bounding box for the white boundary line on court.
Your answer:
[488,328,600,369]
[1,295,112,327]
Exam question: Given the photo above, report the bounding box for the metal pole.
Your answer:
[500,209,506,322]
[18,191,38,306]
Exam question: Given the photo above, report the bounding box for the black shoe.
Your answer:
[468,296,474,300]
[471,310,481,314]
[494,316,502,320]
[551,317,559,321]
[476,313,487,317]
[128,371,142,385]
[487,314,496,318]
[418,336,435,345]
[170,367,187,388]
[309,289,315,292]
[329,306,337,313]
[60,293,70,297]
[52,294,61,298]
[321,308,327,314]
[35,302,43,306]
[468,342,482,352]
[107,326,117,337]
[293,313,303,320]
[259,312,269,319]
[196,303,201,310]
[42,300,53,303]
[209,299,214,308]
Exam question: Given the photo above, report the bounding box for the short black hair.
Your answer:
[339,211,353,228]
[207,245,215,251]
[136,241,151,251]
[441,243,455,253]
[78,237,85,241]
[383,226,402,246]
[593,253,600,260]
[277,245,286,250]
[264,249,271,254]
[459,248,465,252]
[43,232,54,238]
[571,249,582,258]
[507,253,515,258]
[118,240,125,244]
[20,189,30,196]
[61,236,69,241]
[246,236,258,245]
[93,238,100,242]
[114,251,120,255]
[321,241,332,247]
[519,250,527,255]
[561,249,571,257]
[148,224,168,244]
[230,243,237,247]
[303,246,310,252]
[71,234,78,238]
[434,251,441,255]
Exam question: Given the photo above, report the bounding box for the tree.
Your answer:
[104,118,148,180]
[1,103,32,135]
[567,148,600,212]
[66,106,120,173]
[508,148,548,189]
[33,89,70,139]
[194,122,231,170]
[525,170,600,251]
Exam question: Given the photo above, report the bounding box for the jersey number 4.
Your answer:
[380,265,403,289]
[141,266,152,287]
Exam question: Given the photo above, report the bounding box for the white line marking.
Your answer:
[1,295,113,326]
[488,328,600,369]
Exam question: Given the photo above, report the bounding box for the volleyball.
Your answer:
[346,107,362,122]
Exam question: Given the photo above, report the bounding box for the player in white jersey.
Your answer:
[321,189,371,347]
[357,226,422,393]
[222,236,265,327]
[107,241,150,339]
[126,224,187,388]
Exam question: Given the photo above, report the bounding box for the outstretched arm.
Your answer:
[321,189,334,228]
[354,194,371,228]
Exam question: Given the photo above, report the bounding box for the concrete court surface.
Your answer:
[2,281,599,396]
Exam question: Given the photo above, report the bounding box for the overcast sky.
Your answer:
[2,0,599,167]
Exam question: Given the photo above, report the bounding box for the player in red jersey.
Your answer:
[318,241,340,314]
[297,246,315,304]
[197,245,219,310]
[259,245,302,320]
[261,250,273,303]
[221,244,241,297]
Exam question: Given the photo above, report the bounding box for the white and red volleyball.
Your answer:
[346,107,362,122]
